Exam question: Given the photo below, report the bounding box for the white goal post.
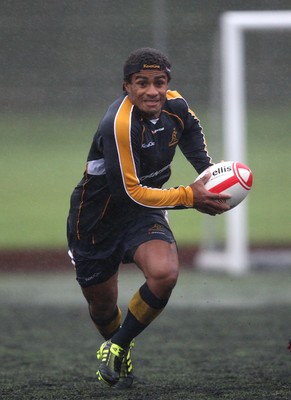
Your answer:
[196,10,291,274]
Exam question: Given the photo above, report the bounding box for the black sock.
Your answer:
[111,283,169,348]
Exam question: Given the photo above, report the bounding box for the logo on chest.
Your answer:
[168,128,179,147]
[142,141,155,149]
[151,127,165,134]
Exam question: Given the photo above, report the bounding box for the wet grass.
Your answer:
[1,270,291,399]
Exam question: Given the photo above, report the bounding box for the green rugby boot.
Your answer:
[113,340,135,389]
[96,341,125,386]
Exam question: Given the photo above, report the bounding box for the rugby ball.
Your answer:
[195,161,253,209]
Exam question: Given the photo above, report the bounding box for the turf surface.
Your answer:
[1,270,291,399]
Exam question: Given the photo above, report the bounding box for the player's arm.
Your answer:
[179,109,213,174]
[166,90,212,174]
[165,92,230,214]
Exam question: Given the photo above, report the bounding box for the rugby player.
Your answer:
[67,47,230,388]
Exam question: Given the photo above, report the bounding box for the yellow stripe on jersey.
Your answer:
[167,89,198,119]
[166,90,183,100]
[114,96,193,208]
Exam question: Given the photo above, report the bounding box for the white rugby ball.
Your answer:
[195,161,253,209]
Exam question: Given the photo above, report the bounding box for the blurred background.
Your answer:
[1,0,290,270]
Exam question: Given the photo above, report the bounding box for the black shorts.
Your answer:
[67,210,175,287]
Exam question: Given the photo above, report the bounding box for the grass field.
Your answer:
[1,269,291,399]
[1,106,291,249]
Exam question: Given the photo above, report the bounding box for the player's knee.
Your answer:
[88,301,116,323]
[163,267,179,290]
[150,264,179,293]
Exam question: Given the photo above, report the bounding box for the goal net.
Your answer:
[196,10,291,274]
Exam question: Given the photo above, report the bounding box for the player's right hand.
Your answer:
[189,172,231,216]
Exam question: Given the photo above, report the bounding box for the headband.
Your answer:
[123,62,171,80]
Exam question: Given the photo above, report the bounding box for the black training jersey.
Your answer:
[68,90,212,239]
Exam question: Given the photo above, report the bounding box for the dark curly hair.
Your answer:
[123,47,171,83]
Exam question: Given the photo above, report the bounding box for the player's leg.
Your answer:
[110,240,179,349]
[97,239,179,387]
[81,271,121,340]
[96,211,178,387]
[73,257,130,387]
[135,239,179,298]
[68,244,122,341]
[68,216,129,386]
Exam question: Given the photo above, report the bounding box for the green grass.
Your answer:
[1,112,96,248]
[1,107,291,248]
[1,269,291,399]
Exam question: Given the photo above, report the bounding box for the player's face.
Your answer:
[124,70,169,119]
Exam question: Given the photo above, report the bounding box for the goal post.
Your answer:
[196,10,291,274]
